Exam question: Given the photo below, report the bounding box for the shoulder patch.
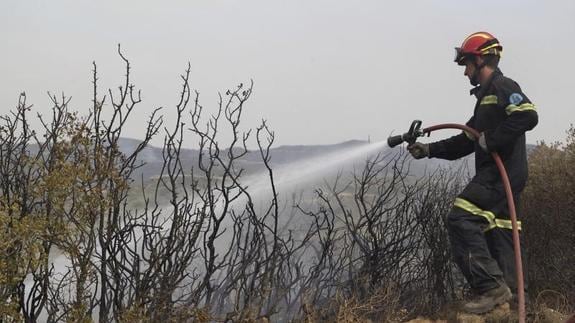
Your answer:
[509,93,523,105]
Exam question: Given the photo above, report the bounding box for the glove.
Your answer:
[407,142,429,159]
[478,132,488,152]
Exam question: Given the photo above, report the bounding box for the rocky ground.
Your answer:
[405,302,572,323]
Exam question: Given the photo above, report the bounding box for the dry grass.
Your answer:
[299,284,409,323]
[302,294,574,323]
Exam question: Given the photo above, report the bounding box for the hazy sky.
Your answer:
[1,0,574,148]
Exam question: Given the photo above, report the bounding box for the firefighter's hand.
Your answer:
[407,142,429,159]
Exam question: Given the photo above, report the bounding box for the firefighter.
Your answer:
[407,31,538,314]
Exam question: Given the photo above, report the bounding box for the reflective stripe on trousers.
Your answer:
[453,197,522,232]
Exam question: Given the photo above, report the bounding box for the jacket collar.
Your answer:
[470,68,503,99]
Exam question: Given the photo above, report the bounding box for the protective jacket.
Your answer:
[428,68,538,230]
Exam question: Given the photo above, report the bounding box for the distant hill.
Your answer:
[119,138,391,181]
[25,137,537,184]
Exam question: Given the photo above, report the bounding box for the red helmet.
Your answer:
[454,32,502,65]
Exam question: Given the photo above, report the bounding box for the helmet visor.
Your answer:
[454,47,463,64]
[454,47,469,65]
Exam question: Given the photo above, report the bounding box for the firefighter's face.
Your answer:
[464,57,481,86]
[464,59,476,79]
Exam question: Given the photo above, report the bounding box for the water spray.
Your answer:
[388,120,526,323]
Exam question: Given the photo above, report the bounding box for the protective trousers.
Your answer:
[446,180,527,295]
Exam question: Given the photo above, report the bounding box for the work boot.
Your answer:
[463,284,512,314]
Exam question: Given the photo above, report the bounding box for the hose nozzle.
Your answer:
[387,120,423,148]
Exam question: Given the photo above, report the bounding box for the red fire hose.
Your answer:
[423,123,525,323]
